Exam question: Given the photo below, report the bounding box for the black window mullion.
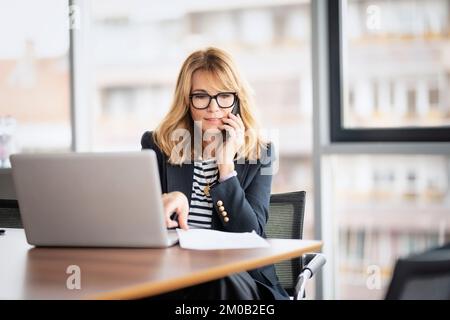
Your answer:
[327,0,450,142]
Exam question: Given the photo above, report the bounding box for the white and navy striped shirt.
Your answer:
[188,158,218,229]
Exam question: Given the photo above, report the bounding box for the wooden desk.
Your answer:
[0,228,322,300]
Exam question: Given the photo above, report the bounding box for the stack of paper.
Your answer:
[176,229,269,250]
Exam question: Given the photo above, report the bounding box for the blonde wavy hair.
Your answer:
[153,47,267,165]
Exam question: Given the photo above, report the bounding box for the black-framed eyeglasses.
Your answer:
[189,92,237,109]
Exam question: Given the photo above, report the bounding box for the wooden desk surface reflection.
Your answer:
[0,228,322,300]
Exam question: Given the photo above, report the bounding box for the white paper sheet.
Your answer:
[176,228,269,250]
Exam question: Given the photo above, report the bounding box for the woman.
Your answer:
[141,47,288,300]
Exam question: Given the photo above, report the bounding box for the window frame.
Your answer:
[328,0,450,142]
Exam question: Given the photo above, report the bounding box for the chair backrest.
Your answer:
[266,191,306,295]
[385,243,450,300]
[0,199,22,228]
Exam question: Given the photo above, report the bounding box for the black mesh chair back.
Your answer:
[266,191,306,296]
[385,243,450,300]
[0,199,22,228]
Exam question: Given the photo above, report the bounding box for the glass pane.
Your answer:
[85,1,314,295]
[86,3,314,227]
[0,0,71,167]
[342,0,450,128]
[327,154,450,299]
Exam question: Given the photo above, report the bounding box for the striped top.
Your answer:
[188,158,218,229]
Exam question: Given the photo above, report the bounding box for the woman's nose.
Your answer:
[207,98,220,112]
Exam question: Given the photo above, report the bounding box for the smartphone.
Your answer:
[231,98,240,116]
[223,99,240,141]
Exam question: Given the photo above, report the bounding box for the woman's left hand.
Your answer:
[217,113,245,177]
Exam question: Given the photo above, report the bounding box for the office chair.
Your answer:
[266,191,325,300]
[385,242,450,300]
[0,199,22,228]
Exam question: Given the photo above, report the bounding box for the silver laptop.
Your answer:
[10,150,178,248]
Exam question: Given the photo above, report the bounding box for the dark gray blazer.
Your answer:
[141,131,287,298]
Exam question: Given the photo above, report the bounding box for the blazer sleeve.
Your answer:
[141,131,156,150]
[140,131,165,191]
[209,143,276,236]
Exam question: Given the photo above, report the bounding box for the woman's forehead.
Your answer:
[191,69,233,92]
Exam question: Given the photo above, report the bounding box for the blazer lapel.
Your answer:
[234,162,246,185]
[234,155,248,186]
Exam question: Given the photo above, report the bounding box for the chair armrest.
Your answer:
[302,253,315,268]
[294,253,326,300]
[302,253,326,277]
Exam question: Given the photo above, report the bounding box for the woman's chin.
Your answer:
[202,123,221,132]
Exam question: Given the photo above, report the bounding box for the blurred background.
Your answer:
[0,0,449,299]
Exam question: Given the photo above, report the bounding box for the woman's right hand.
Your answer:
[161,191,189,230]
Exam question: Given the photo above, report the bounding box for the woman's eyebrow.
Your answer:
[191,89,208,93]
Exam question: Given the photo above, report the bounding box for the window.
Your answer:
[81,2,315,295]
[321,0,450,300]
[82,0,313,211]
[326,154,450,299]
[0,0,72,167]
[328,0,450,141]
